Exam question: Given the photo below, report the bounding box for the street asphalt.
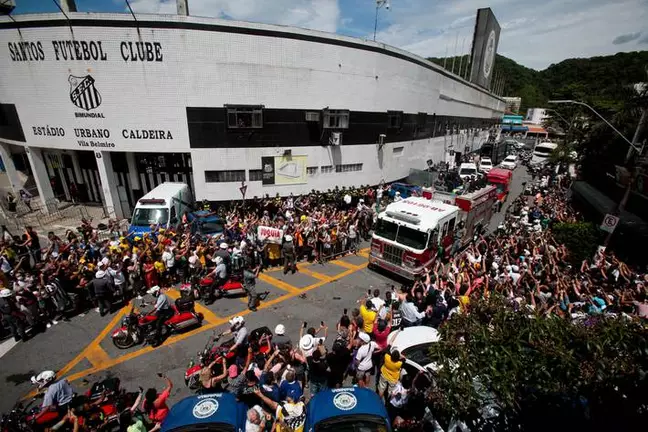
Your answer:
[0,166,530,414]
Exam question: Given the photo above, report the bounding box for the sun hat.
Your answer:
[95,270,106,279]
[300,334,314,351]
[274,324,286,335]
[219,242,228,250]
[146,285,161,295]
[358,332,370,343]
[0,288,12,298]
[285,235,293,242]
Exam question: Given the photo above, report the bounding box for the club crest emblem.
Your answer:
[69,75,102,111]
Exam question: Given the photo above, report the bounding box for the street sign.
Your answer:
[600,213,619,233]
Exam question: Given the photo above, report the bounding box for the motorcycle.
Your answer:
[111,298,203,349]
[1,378,134,432]
[184,326,273,391]
[191,257,247,303]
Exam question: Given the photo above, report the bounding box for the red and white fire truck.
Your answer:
[368,185,498,279]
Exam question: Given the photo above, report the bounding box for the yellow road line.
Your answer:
[258,273,301,294]
[33,263,368,388]
[358,251,369,258]
[329,259,358,270]
[85,344,112,368]
[298,267,331,281]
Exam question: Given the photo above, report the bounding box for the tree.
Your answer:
[427,296,648,431]
[547,222,599,265]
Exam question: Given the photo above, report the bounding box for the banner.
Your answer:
[257,225,284,244]
[261,155,307,185]
[469,7,501,89]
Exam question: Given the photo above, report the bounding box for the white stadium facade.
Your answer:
[0,3,504,218]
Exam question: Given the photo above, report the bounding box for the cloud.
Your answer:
[127,0,340,33]
[638,34,648,44]
[612,32,642,45]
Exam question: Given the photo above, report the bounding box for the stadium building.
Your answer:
[0,1,504,218]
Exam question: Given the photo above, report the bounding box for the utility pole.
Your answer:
[458,37,465,78]
[451,32,458,74]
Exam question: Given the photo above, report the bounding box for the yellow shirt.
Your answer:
[360,304,376,333]
[275,401,305,432]
[380,353,403,384]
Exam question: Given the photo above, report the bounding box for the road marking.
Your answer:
[28,262,368,391]
[358,251,369,258]
[258,273,301,294]
[329,259,358,270]
[0,338,18,359]
[297,267,331,281]
[85,344,112,368]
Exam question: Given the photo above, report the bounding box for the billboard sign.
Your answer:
[469,8,501,90]
[261,155,307,185]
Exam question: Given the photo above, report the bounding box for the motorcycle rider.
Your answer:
[282,235,296,275]
[207,256,228,304]
[221,316,248,359]
[214,242,231,268]
[147,285,173,347]
[31,371,75,416]
[0,288,27,342]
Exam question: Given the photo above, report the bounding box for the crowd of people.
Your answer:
[3,164,648,431]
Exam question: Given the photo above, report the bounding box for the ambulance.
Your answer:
[369,185,497,279]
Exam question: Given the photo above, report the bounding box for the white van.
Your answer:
[531,142,558,166]
[129,182,193,236]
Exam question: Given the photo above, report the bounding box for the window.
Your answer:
[321,165,334,174]
[323,110,349,129]
[335,163,363,173]
[131,208,169,227]
[396,225,429,250]
[306,166,318,175]
[387,110,403,129]
[205,170,245,183]
[226,105,263,129]
[448,217,456,234]
[249,169,263,181]
[375,219,398,241]
[417,112,427,127]
[442,221,449,237]
[393,146,404,156]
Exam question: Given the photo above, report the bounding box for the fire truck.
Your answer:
[368,185,498,279]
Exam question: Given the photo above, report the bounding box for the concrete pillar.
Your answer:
[177,0,189,16]
[69,150,84,184]
[25,147,55,211]
[94,151,124,219]
[60,0,77,13]
[125,152,141,205]
[0,142,22,193]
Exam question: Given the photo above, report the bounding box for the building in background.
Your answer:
[502,96,521,114]
[0,5,503,219]
[526,108,550,124]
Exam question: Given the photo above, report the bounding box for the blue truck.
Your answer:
[161,393,246,432]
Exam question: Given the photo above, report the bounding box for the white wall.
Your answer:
[0,13,503,200]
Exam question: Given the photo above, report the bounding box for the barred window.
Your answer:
[323,110,349,129]
[249,169,263,181]
[417,112,427,127]
[335,163,363,173]
[388,111,403,129]
[205,170,246,183]
[321,165,334,174]
[306,166,318,175]
[226,105,263,129]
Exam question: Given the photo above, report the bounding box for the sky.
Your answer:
[9,0,648,70]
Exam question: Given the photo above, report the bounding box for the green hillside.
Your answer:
[428,51,648,114]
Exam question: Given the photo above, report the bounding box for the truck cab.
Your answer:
[128,182,193,237]
[369,187,497,280]
[486,168,513,202]
[306,387,391,432]
[369,197,459,279]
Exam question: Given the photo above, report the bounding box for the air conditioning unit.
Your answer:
[305,111,320,122]
[329,132,342,146]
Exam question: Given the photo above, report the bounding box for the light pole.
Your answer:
[548,99,648,246]
[373,0,390,42]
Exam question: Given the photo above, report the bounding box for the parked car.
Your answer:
[479,157,493,173]
[500,154,518,170]
[387,326,441,374]
[458,162,479,179]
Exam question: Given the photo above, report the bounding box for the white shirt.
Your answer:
[355,341,377,371]
[162,250,175,268]
[108,268,125,286]
[370,296,385,312]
